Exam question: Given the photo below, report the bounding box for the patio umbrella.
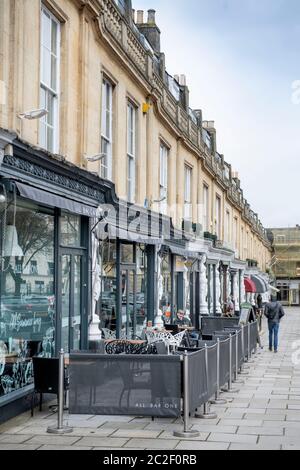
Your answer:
[250,275,268,293]
[244,277,256,293]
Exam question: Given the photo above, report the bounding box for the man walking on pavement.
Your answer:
[264,295,285,353]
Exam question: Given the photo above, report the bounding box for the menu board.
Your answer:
[239,307,251,325]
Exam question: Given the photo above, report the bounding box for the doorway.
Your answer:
[60,250,86,352]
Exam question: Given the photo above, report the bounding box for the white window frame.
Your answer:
[184,165,192,221]
[159,143,168,214]
[225,209,230,243]
[233,217,238,250]
[215,195,221,239]
[127,101,137,203]
[101,78,113,180]
[203,184,209,232]
[39,5,60,154]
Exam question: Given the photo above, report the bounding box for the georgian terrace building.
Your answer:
[0,0,271,420]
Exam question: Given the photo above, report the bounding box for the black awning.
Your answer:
[117,227,163,245]
[168,245,199,259]
[16,181,98,217]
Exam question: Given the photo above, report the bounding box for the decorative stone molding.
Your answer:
[233,271,240,313]
[200,255,209,316]
[2,154,106,203]
[215,262,222,315]
[240,269,246,304]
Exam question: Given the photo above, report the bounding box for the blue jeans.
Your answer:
[269,323,280,351]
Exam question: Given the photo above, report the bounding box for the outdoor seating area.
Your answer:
[60,317,260,436]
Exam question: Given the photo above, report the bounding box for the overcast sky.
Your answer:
[135,0,300,228]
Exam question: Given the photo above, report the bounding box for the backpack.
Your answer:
[267,302,280,321]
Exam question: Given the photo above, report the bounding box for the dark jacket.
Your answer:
[264,301,285,325]
[174,316,192,327]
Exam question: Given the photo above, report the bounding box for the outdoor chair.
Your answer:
[154,341,168,355]
[105,340,150,355]
[31,357,68,416]
[88,340,106,354]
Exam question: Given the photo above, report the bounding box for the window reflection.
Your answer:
[98,240,117,333]
[160,253,172,322]
[60,214,81,247]
[0,199,55,399]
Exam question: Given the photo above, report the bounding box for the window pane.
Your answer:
[42,10,51,49]
[47,126,54,153]
[127,104,135,156]
[127,156,135,202]
[121,244,134,263]
[51,19,57,55]
[98,241,117,333]
[0,200,55,399]
[42,46,51,87]
[51,54,57,91]
[47,91,54,126]
[60,214,81,247]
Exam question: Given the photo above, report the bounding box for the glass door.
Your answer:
[121,268,137,339]
[61,252,83,352]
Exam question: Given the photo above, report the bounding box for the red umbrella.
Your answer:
[244,277,256,293]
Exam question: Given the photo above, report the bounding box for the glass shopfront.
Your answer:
[97,240,148,339]
[159,252,172,322]
[0,198,88,402]
[0,199,55,399]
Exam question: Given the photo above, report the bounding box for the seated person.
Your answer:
[162,304,172,325]
[224,296,235,317]
[174,310,192,327]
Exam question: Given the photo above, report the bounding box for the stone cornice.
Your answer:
[71,0,270,248]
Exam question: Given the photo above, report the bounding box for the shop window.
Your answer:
[0,198,55,400]
[60,214,81,247]
[121,243,134,264]
[135,245,147,336]
[30,261,38,275]
[159,253,172,319]
[98,240,117,333]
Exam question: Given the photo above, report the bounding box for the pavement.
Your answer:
[1,307,300,451]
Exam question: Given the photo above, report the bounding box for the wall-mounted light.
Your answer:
[142,103,151,114]
[17,109,48,120]
[85,153,106,163]
[151,196,166,206]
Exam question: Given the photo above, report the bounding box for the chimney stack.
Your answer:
[136,10,144,24]
[136,8,161,53]
[148,9,156,23]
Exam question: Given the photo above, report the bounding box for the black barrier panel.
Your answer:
[231,336,237,374]
[187,349,208,412]
[200,317,239,335]
[219,339,230,387]
[237,330,244,367]
[243,326,249,359]
[250,322,258,353]
[207,345,218,400]
[69,354,182,418]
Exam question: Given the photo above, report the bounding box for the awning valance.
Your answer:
[269,284,280,293]
[244,277,256,293]
[251,275,269,294]
[16,181,98,217]
[169,245,199,259]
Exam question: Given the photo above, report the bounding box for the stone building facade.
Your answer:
[0,0,272,420]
